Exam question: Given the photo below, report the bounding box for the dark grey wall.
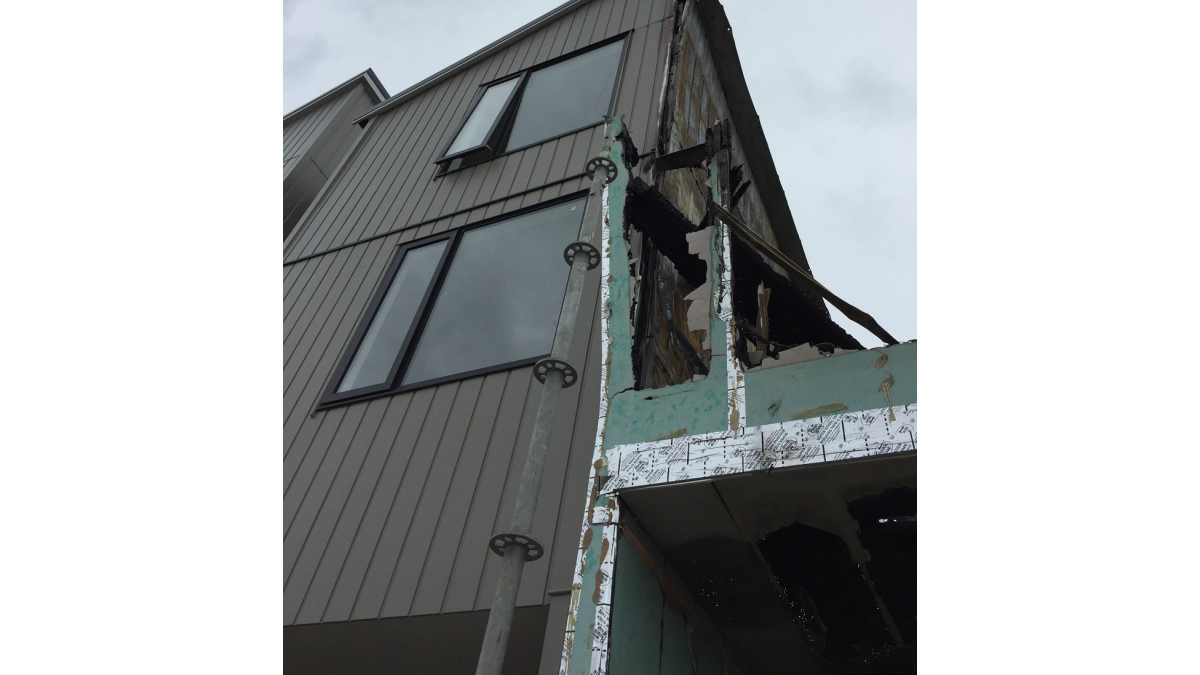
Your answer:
[282,0,675,650]
[284,82,380,239]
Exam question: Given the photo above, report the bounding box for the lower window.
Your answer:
[320,194,588,407]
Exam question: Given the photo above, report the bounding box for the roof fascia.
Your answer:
[284,68,390,125]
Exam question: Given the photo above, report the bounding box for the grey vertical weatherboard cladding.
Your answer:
[283,0,676,628]
[284,0,672,264]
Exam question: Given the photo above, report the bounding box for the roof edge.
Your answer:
[284,68,390,125]
[350,0,595,126]
[693,0,812,273]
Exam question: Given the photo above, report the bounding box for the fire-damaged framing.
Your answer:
[628,118,887,392]
[558,113,915,675]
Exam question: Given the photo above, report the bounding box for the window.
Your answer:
[321,195,588,407]
[436,36,627,172]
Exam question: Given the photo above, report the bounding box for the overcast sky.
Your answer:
[284,0,915,347]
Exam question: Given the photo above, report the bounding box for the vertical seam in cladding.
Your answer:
[632,14,665,150]
[286,407,362,519]
[440,364,532,612]
[383,59,496,237]
[369,72,477,240]
[590,0,615,43]
[282,239,393,429]
[304,79,434,257]
[283,398,377,584]
[281,239,390,432]
[475,367,543,608]
[286,397,390,623]
[283,245,362,360]
[369,384,465,618]
[535,14,565,63]
[616,26,647,143]
[314,82,443,256]
[520,14,554,69]
[402,378,484,615]
[337,90,445,251]
[428,52,511,219]
[542,289,600,596]
[470,369,537,610]
[317,393,415,623]
[376,381,468,617]
[282,252,340,346]
[389,58,494,229]
[285,106,382,259]
[347,388,441,620]
[562,1,587,50]
[284,403,364,543]
[285,407,345,497]
[282,262,305,308]
[611,0,633,35]
[282,256,326,335]
[555,9,580,57]
[367,382,461,618]
[281,244,366,400]
[437,370,509,615]
[573,0,601,51]
[283,96,329,160]
[311,89,421,254]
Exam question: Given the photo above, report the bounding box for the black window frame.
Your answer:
[318,190,590,410]
[433,72,527,164]
[434,32,631,174]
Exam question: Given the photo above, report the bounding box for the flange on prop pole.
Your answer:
[473,121,616,675]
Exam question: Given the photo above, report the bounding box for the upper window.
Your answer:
[436,36,627,172]
[321,195,588,407]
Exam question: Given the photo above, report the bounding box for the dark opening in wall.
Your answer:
[754,487,917,671]
[730,234,864,367]
[758,523,894,662]
[619,459,917,674]
[848,487,918,646]
[627,177,711,390]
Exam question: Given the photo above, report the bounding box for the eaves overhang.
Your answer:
[284,68,390,125]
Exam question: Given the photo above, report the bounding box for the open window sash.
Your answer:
[435,73,526,163]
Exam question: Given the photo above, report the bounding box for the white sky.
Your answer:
[284,0,915,347]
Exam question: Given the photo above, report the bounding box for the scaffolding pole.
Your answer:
[473,123,616,675]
